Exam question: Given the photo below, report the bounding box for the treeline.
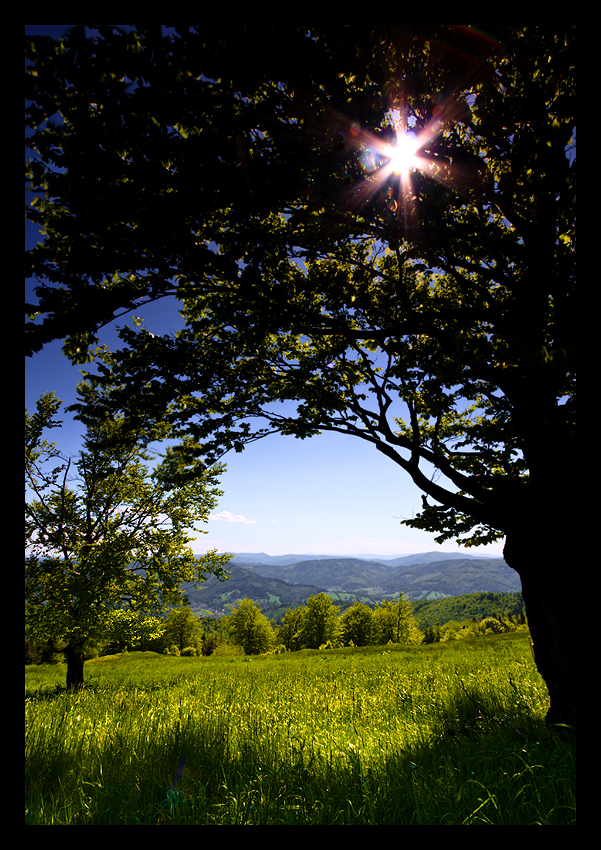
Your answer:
[412,591,525,628]
[25,603,222,664]
[25,593,421,661]
[26,591,530,664]
[422,611,527,645]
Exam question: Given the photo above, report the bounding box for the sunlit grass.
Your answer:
[25,634,575,825]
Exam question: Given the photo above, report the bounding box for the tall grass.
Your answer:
[25,633,575,825]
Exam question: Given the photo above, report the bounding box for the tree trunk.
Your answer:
[65,643,85,691]
[503,528,576,730]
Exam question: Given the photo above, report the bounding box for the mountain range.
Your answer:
[186,551,521,616]
[227,551,485,568]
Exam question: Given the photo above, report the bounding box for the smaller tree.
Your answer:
[226,598,274,655]
[101,609,165,653]
[339,602,374,647]
[159,606,203,653]
[372,596,422,645]
[25,392,231,689]
[277,606,307,652]
[300,593,340,649]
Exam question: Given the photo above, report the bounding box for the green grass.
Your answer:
[25,633,575,825]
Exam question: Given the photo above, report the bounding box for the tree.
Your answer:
[372,596,422,645]
[339,602,374,647]
[225,598,274,655]
[277,606,307,652]
[25,392,231,689]
[158,605,203,653]
[300,593,340,649]
[25,26,576,726]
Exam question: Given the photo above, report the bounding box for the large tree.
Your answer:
[25,26,576,725]
[26,392,231,688]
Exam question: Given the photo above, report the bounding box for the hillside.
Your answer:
[380,558,520,599]
[379,551,483,568]
[242,556,519,599]
[411,591,525,628]
[182,564,325,614]
[244,558,395,589]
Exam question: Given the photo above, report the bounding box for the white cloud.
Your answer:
[209,510,258,525]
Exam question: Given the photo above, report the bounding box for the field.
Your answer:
[25,632,575,825]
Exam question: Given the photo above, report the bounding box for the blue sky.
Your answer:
[25,25,505,559]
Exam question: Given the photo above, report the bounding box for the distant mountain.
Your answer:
[223,551,484,567]
[226,552,345,567]
[381,558,520,599]
[230,555,520,602]
[246,558,394,589]
[183,564,325,613]
[184,552,519,616]
[378,551,484,567]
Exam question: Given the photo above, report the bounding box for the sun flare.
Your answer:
[387,131,419,175]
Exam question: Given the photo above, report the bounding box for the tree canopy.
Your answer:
[25,25,576,725]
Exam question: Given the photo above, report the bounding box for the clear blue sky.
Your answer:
[25,25,505,559]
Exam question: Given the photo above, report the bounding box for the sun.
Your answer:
[386,131,420,176]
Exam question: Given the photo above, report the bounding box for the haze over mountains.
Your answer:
[226,551,485,568]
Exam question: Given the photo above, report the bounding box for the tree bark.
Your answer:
[65,643,85,691]
[503,527,576,730]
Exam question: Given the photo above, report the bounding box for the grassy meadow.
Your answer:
[25,632,575,825]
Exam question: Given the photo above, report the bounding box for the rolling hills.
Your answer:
[183,564,326,614]
[186,552,521,616]
[229,551,482,568]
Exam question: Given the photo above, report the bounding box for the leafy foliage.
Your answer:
[225,598,275,655]
[372,597,423,644]
[299,593,340,649]
[25,25,575,550]
[25,392,231,684]
[339,602,374,647]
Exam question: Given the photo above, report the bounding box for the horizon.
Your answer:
[197,549,501,561]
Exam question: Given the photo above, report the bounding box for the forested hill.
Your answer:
[183,564,325,613]
[245,558,395,589]
[241,556,520,599]
[185,556,521,615]
[380,558,519,598]
[412,592,525,629]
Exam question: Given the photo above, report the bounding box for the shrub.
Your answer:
[211,642,245,657]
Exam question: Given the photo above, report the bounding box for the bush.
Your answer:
[180,646,197,657]
[211,642,245,657]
